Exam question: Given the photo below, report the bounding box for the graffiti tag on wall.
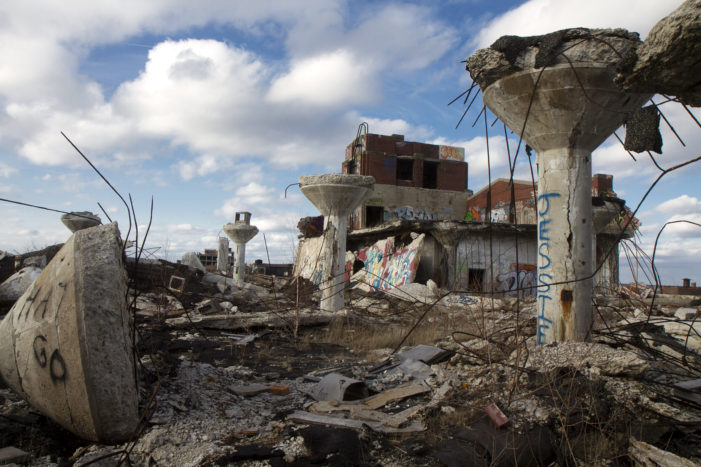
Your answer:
[495,263,536,298]
[387,205,437,222]
[536,192,560,344]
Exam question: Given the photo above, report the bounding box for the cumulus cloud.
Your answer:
[267,50,377,107]
[472,0,676,48]
[215,182,278,219]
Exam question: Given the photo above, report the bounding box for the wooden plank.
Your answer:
[287,411,425,434]
[310,382,429,414]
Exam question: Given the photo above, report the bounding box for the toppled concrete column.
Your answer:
[223,212,258,285]
[299,174,374,312]
[0,223,138,443]
[217,236,230,273]
[60,211,101,233]
[467,29,650,343]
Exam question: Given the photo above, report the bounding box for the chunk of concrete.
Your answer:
[0,223,138,443]
[675,307,698,320]
[0,446,30,464]
[60,211,101,233]
[0,267,42,304]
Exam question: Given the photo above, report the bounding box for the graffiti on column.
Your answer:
[537,192,561,344]
[14,280,70,383]
[495,263,536,297]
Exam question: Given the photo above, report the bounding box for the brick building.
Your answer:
[342,133,472,229]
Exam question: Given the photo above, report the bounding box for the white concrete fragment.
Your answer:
[0,223,138,443]
[0,267,42,303]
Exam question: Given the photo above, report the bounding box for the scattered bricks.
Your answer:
[231,384,270,397]
[0,446,30,465]
[269,385,291,396]
[485,403,509,428]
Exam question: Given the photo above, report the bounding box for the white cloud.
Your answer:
[267,50,377,107]
[0,162,17,178]
[648,195,701,216]
[473,0,676,49]
[215,182,278,218]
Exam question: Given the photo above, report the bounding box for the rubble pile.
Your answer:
[1,248,700,465]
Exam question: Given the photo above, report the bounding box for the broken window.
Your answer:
[365,206,384,227]
[423,161,438,189]
[468,268,484,292]
[397,158,413,181]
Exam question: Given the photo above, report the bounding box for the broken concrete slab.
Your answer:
[629,438,698,467]
[397,344,452,365]
[0,446,30,464]
[60,211,101,233]
[288,410,425,434]
[0,266,42,305]
[166,308,336,331]
[675,307,698,320]
[0,223,138,443]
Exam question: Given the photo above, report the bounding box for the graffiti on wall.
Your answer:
[356,234,424,291]
[464,207,484,222]
[390,205,436,221]
[495,263,536,297]
[438,145,465,162]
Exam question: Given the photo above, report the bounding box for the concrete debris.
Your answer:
[0,223,138,443]
[296,215,324,238]
[309,372,369,401]
[624,105,663,153]
[60,211,101,233]
[466,28,642,89]
[0,446,30,464]
[630,438,699,467]
[0,266,42,305]
[615,0,701,107]
[1,225,700,464]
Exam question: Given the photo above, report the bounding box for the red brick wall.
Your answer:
[466,180,536,211]
[363,152,397,185]
[437,161,467,191]
[592,173,614,196]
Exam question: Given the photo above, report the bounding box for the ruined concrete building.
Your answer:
[295,134,634,298]
[341,134,472,228]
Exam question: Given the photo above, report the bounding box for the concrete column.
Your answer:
[469,29,651,343]
[299,174,374,312]
[217,236,229,273]
[223,212,258,285]
[536,147,592,342]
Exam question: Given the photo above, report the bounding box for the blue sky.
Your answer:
[1,0,698,285]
